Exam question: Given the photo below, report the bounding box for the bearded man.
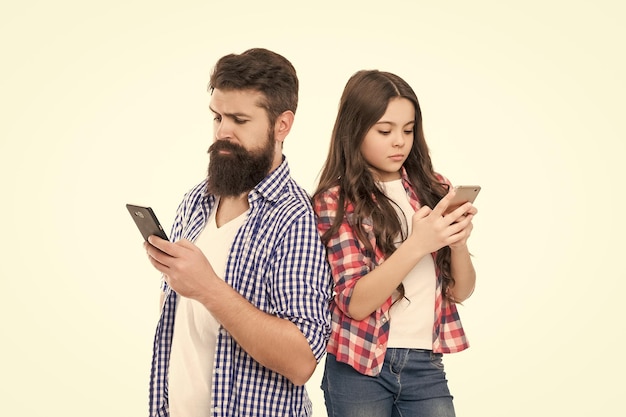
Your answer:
[143,48,332,417]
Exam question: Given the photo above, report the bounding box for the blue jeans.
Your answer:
[321,349,456,417]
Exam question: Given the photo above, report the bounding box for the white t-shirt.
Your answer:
[168,204,248,417]
[380,179,437,349]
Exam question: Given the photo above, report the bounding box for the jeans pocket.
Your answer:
[429,352,445,370]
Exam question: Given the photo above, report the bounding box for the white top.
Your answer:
[380,179,437,349]
[168,203,248,417]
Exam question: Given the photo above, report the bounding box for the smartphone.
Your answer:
[126,204,169,241]
[447,185,481,212]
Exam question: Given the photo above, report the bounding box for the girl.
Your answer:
[312,70,477,417]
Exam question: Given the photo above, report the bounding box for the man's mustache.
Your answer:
[208,140,245,155]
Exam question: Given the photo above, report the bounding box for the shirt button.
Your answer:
[381,317,387,323]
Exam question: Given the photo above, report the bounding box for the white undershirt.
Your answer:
[380,179,437,349]
[168,203,248,417]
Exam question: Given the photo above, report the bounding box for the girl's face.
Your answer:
[360,97,415,182]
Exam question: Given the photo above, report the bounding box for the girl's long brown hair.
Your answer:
[312,70,456,301]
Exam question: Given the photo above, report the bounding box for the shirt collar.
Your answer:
[399,166,413,188]
[248,155,290,204]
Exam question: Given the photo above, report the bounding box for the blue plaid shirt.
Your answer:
[148,158,332,417]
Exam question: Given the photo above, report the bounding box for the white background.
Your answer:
[1,1,624,416]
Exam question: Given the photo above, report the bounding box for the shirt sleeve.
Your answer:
[313,189,376,319]
[269,209,333,362]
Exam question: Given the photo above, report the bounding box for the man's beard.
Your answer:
[206,133,276,197]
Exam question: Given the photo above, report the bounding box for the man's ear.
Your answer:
[273,110,295,145]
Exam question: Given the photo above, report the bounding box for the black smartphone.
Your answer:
[126,204,169,241]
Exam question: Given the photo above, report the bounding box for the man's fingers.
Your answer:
[147,235,168,250]
[145,238,169,258]
[147,236,190,258]
[144,242,171,272]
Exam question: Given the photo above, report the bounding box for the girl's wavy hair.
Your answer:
[312,69,456,302]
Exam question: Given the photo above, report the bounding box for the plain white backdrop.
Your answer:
[1,1,624,416]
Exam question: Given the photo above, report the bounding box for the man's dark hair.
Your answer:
[208,48,298,125]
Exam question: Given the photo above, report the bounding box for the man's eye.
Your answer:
[213,116,221,122]
[234,119,247,124]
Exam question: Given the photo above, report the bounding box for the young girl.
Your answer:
[312,70,477,417]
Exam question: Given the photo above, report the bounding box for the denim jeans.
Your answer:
[321,349,456,417]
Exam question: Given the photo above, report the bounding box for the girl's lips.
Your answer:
[389,155,405,162]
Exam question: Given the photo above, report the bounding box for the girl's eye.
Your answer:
[378,130,391,135]
[404,130,414,134]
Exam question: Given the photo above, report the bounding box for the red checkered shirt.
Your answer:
[313,170,469,376]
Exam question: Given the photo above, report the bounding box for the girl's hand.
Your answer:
[409,189,478,253]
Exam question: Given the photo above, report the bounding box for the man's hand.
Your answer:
[145,236,217,303]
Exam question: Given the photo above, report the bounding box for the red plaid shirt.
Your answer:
[313,169,469,376]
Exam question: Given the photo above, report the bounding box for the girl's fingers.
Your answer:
[432,189,455,217]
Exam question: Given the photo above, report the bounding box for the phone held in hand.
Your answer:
[447,185,481,213]
[126,204,169,241]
